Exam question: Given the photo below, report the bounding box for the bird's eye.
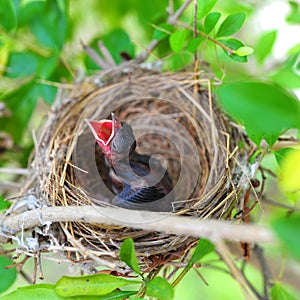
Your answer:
[111,140,117,150]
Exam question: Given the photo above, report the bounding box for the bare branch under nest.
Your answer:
[0,205,276,244]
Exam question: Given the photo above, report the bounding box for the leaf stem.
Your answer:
[174,21,234,55]
[172,266,190,287]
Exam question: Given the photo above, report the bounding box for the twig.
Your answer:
[216,239,256,300]
[36,79,74,89]
[194,268,209,286]
[262,196,298,211]
[0,182,21,190]
[193,0,198,64]
[253,244,273,299]
[0,167,29,175]
[97,41,116,66]
[169,0,193,24]
[20,270,33,284]
[80,40,109,69]
[0,205,276,245]
[272,137,300,151]
[193,0,200,91]
[168,0,174,15]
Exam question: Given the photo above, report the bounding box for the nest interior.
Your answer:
[25,63,255,270]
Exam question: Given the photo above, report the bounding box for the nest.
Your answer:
[22,63,255,272]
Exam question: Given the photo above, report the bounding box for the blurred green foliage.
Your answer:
[0,0,300,299]
[0,256,16,294]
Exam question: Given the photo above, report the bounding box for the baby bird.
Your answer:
[86,114,174,212]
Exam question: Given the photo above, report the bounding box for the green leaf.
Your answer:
[72,290,138,300]
[274,148,294,166]
[197,0,218,19]
[216,12,246,37]
[172,239,215,288]
[0,81,37,143]
[153,23,173,40]
[218,38,247,62]
[234,46,254,56]
[279,148,300,193]
[169,30,187,53]
[270,283,298,300]
[0,284,65,300]
[286,1,300,24]
[35,83,57,105]
[55,274,140,297]
[102,29,135,64]
[164,52,193,71]
[97,290,137,300]
[186,37,205,53]
[29,0,68,50]
[146,277,174,300]
[120,238,141,275]
[0,256,16,293]
[18,1,43,27]
[1,285,63,300]
[0,196,11,211]
[204,12,221,34]
[287,43,300,55]
[270,54,300,89]
[216,81,300,146]
[255,30,277,65]
[85,29,135,70]
[187,239,215,269]
[5,52,38,78]
[272,214,300,261]
[5,52,58,79]
[0,0,17,32]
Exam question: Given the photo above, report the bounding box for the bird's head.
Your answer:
[86,113,136,162]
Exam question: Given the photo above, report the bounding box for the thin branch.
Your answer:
[168,0,174,15]
[169,0,193,24]
[36,79,74,89]
[193,0,200,90]
[262,196,298,211]
[0,182,21,190]
[0,205,276,245]
[253,244,273,298]
[97,41,116,66]
[0,167,29,175]
[80,40,109,69]
[216,239,256,300]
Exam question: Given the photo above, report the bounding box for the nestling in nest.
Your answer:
[9,62,256,273]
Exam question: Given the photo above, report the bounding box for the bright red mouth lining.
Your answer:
[98,121,113,144]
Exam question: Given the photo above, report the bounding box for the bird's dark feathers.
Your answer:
[111,123,136,156]
[100,118,174,212]
[116,184,166,204]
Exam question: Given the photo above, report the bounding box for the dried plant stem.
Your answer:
[80,40,110,69]
[0,206,276,245]
[216,239,255,300]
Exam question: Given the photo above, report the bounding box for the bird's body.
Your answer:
[86,114,174,212]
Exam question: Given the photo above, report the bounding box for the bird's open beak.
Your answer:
[85,113,122,146]
[86,119,114,146]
